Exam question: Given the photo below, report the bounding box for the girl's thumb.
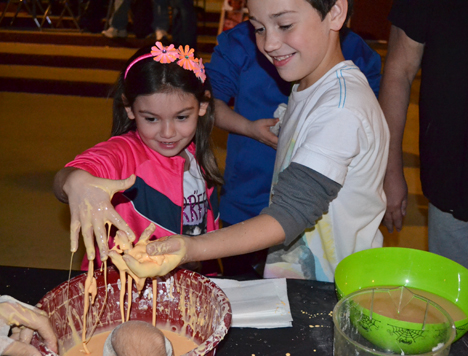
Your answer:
[108,174,136,195]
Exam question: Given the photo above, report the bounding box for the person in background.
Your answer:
[153,0,170,42]
[128,0,389,282]
[102,0,197,51]
[379,0,468,269]
[169,0,198,51]
[102,0,169,40]
[53,42,222,270]
[205,7,382,277]
[0,295,57,356]
[79,0,108,33]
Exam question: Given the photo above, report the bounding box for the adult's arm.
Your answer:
[206,23,280,148]
[379,25,424,233]
[214,99,279,148]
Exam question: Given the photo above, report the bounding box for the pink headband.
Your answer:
[124,41,206,83]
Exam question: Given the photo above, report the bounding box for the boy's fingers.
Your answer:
[138,223,157,244]
[146,239,177,256]
[122,255,153,278]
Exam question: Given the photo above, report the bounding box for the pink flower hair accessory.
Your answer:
[193,58,206,83]
[151,42,178,64]
[124,42,206,83]
[177,45,197,71]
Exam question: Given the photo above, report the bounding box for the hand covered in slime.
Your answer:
[0,296,58,356]
[61,169,137,261]
[110,224,187,280]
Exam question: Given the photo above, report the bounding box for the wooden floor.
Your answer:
[0,6,427,271]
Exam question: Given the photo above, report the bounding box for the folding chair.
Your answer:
[41,0,87,30]
[0,0,51,28]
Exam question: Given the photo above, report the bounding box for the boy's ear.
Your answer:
[122,94,135,120]
[329,0,348,32]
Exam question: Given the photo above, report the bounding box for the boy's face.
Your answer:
[248,0,345,90]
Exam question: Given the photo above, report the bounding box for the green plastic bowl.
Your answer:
[335,248,468,342]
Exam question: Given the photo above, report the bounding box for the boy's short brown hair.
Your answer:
[306,0,353,23]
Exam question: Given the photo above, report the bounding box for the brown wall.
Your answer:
[350,0,393,41]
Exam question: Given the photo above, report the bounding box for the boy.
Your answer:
[206,18,382,277]
[129,0,390,282]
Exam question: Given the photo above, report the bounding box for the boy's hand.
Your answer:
[382,169,408,233]
[247,118,279,149]
[0,296,58,356]
[124,235,189,279]
[63,170,136,261]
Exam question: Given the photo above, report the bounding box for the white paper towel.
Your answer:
[210,278,293,329]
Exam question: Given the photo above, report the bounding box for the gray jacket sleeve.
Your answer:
[260,162,342,246]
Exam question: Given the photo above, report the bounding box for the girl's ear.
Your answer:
[198,101,209,117]
[198,90,211,117]
[122,94,135,120]
[329,0,348,32]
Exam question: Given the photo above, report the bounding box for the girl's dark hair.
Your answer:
[111,46,223,187]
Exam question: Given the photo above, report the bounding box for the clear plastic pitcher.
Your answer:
[333,287,456,355]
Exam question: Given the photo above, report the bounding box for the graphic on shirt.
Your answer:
[183,152,209,236]
[264,238,316,280]
[183,189,208,236]
[122,176,181,234]
[315,218,336,265]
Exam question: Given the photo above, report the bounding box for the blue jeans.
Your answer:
[170,0,197,50]
[110,0,131,30]
[428,203,468,269]
[111,0,168,32]
[152,0,169,32]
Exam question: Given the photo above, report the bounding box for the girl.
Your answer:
[53,42,223,269]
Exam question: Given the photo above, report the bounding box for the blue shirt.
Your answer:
[206,21,382,225]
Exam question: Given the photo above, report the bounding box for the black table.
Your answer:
[1,266,467,355]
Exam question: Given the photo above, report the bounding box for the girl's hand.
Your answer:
[0,296,58,356]
[246,118,279,149]
[124,235,189,279]
[62,169,136,261]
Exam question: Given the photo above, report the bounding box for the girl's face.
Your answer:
[125,90,208,158]
[248,0,346,90]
